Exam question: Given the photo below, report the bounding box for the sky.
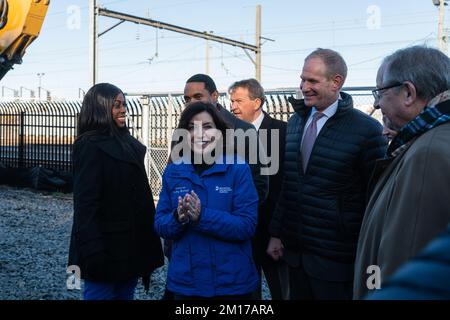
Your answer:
[1,0,448,100]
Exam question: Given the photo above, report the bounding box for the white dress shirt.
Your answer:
[251,110,265,131]
[301,96,340,144]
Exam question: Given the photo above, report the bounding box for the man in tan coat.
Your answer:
[354,46,450,299]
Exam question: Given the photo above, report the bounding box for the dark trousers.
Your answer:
[252,234,289,299]
[288,265,353,300]
[83,278,138,300]
[162,287,174,300]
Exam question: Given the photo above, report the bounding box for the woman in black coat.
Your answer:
[68,83,164,300]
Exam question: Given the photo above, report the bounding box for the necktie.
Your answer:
[301,112,325,172]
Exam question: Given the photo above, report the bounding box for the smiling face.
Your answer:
[111,93,127,128]
[188,111,220,156]
[300,57,342,111]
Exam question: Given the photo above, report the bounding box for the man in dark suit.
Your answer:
[229,78,288,300]
[266,48,387,300]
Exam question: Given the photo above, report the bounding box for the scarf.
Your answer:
[388,90,450,157]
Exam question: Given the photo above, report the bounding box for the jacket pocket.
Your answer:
[168,241,194,287]
[215,242,254,287]
[102,219,132,261]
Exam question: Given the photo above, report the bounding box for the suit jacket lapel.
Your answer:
[259,112,272,131]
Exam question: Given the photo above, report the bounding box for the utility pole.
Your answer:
[90,0,98,86]
[20,87,35,99]
[37,73,45,100]
[205,32,209,75]
[2,86,18,98]
[433,0,448,51]
[205,31,213,75]
[445,28,449,53]
[41,87,51,102]
[79,88,86,99]
[95,6,261,81]
[438,0,445,50]
[255,5,262,82]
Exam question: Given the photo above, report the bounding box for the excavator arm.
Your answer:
[0,0,49,80]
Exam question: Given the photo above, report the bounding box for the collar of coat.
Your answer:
[287,91,353,120]
[388,89,450,157]
[84,134,146,173]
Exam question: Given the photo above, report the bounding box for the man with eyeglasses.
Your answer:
[372,64,400,141]
[354,46,450,299]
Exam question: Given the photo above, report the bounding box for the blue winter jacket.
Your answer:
[154,156,259,297]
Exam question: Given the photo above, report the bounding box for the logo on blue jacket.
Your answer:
[215,186,232,194]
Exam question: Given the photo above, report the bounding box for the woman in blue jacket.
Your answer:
[154,102,259,299]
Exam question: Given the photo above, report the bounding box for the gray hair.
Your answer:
[382,45,450,101]
[305,48,348,83]
[228,78,265,107]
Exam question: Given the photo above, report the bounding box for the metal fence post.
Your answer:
[140,94,151,176]
[0,89,377,192]
[167,94,174,159]
[18,111,25,168]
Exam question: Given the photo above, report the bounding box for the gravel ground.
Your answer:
[0,185,270,300]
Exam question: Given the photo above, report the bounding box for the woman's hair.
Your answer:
[170,102,233,163]
[77,83,126,138]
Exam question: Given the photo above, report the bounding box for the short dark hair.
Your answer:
[171,102,233,162]
[77,83,125,137]
[186,74,218,94]
[228,78,265,108]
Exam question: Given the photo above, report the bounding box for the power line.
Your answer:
[262,20,437,37]
[8,35,437,78]
[36,8,439,56]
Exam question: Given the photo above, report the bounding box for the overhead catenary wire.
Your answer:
[4,3,444,98]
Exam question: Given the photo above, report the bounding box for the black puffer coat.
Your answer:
[269,93,387,264]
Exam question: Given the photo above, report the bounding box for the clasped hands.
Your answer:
[177,190,201,225]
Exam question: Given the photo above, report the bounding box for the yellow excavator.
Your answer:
[0,0,49,80]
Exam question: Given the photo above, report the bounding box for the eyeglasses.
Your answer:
[372,82,404,101]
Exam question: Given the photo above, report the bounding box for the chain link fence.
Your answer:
[134,87,379,198]
[0,88,379,197]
